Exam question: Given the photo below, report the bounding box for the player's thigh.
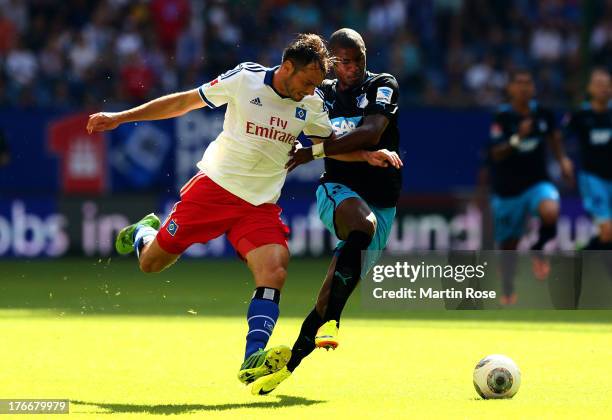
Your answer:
[245,244,290,290]
[316,183,375,240]
[139,239,181,273]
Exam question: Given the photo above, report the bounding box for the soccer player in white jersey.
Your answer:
[86,34,400,385]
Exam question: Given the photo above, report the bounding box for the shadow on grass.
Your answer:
[72,394,325,414]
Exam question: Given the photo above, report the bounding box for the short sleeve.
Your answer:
[364,74,399,119]
[303,93,333,138]
[198,64,245,109]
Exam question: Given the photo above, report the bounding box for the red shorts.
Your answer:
[156,173,290,258]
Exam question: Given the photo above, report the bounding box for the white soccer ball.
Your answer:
[473,354,521,399]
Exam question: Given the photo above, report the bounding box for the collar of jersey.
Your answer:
[264,66,291,99]
[334,71,374,93]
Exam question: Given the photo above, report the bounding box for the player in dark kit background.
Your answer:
[252,28,403,395]
[488,70,574,305]
[563,68,612,251]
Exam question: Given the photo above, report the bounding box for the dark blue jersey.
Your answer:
[488,101,557,197]
[318,72,401,208]
[563,102,612,180]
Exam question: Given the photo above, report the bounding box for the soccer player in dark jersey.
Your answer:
[251,28,402,395]
[488,70,574,305]
[563,68,612,251]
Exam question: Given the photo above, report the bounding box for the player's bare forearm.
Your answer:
[329,150,367,162]
[547,131,567,162]
[323,114,389,156]
[87,89,204,133]
[117,90,204,123]
[548,130,575,185]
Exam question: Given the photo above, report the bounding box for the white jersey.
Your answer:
[196,62,333,205]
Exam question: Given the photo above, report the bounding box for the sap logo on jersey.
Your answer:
[376,87,393,105]
[295,107,307,121]
[517,137,540,152]
[167,220,179,236]
[331,116,363,135]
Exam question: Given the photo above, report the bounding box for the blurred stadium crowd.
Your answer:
[0,0,610,108]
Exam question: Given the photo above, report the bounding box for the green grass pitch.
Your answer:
[2,258,611,419]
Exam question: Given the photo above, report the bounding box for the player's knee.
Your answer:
[345,213,376,239]
[139,258,162,274]
[599,223,612,243]
[539,202,559,225]
[258,265,287,289]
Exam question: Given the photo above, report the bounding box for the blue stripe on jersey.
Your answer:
[314,88,325,101]
[198,87,217,108]
[242,62,267,71]
[220,67,242,80]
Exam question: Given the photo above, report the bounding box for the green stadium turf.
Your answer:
[1,258,611,419]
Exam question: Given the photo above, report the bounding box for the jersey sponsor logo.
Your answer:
[167,220,179,236]
[245,121,297,144]
[356,93,369,109]
[590,129,611,145]
[330,116,363,135]
[376,86,393,105]
[295,107,307,121]
[516,137,540,152]
[250,97,262,106]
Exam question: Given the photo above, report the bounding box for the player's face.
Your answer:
[333,47,366,88]
[508,74,535,103]
[284,62,325,102]
[588,71,612,102]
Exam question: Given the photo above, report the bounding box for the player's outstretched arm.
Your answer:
[327,149,403,168]
[286,114,389,168]
[320,114,388,156]
[87,89,205,133]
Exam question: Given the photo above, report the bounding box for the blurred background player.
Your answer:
[563,68,612,252]
[252,28,402,395]
[86,34,335,386]
[488,70,574,305]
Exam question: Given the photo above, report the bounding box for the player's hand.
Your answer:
[560,156,575,187]
[518,118,533,139]
[286,146,314,172]
[86,112,122,134]
[364,149,403,169]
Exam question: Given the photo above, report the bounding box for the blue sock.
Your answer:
[245,287,280,360]
[133,225,157,258]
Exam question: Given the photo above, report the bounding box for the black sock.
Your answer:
[531,223,557,251]
[500,252,518,296]
[286,308,323,372]
[324,230,372,324]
